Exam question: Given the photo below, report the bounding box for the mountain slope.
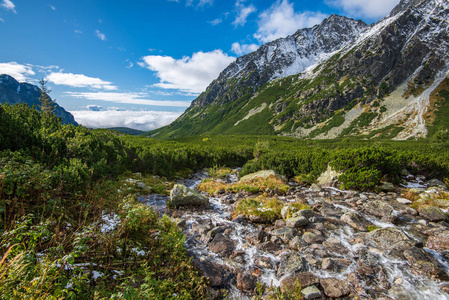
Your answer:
[151,0,449,140]
[0,74,78,125]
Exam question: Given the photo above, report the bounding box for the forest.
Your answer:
[1,103,449,299]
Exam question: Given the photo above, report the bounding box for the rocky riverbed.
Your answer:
[140,170,449,299]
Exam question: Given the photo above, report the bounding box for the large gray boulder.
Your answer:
[169,184,209,208]
[239,170,286,182]
[368,227,415,250]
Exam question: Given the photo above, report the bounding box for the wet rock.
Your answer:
[170,184,209,208]
[368,227,415,250]
[440,283,449,294]
[320,278,351,298]
[236,272,257,292]
[192,258,232,287]
[289,236,307,251]
[209,233,235,256]
[271,227,297,240]
[403,247,442,277]
[249,215,269,223]
[281,206,298,220]
[302,232,324,244]
[277,252,309,277]
[381,215,400,225]
[245,230,268,245]
[402,207,418,216]
[286,216,309,228]
[341,211,371,232]
[364,200,393,217]
[321,257,352,272]
[257,241,282,253]
[419,206,449,222]
[280,272,320,293]
[254,256,274,269]
[428,179,448,189]
[397,197,413,204]
[323,237,349,255]
[426,231,449,251]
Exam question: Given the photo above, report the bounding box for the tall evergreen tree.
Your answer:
[39,79,55,114]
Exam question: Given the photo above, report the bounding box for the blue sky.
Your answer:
[0,0,400,130]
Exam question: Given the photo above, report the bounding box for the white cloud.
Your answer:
[233,3,256,27]
[198,0,213,7]
[49,4,56,11]
[209,18,222,26]
[0,17,4,22]
[85,105,102,111]
[1,0,16,13]
[65,91,192,107]
[69,110,181,131]
[231,42,259,56]
[74,29,82,34]
[0,62,35,81]
[139,50,235,94]
[46,72,117,90]
[254,0,327,43]
[326,0,400,20]
[95,30,106,41]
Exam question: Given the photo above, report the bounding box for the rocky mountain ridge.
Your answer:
[0,74,78,125]
[151,0,449,140]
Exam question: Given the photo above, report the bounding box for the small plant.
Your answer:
[367,225,379,232]
[234,196,283,223]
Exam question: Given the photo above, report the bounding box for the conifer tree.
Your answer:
[39,79,55,114]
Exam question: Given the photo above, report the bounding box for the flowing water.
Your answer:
[140,172,449,299]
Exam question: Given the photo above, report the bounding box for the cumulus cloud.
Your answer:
[95,30,106,41]
[231,42,259,56]
[254,0,327,43]
[65,91,192,107]
[69,110,181,131]
[46,72,118,90]
[233,3,256,27]
[0,62,35,81]
[326,0,400,20]
[1,0,16,13]
[139,50,235,94]
[85,105,103,111]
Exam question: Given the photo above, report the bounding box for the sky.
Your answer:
[0,0,400,131]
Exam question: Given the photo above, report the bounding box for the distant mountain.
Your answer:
[107,127,145,135]
[151,0,449,140]
[0,74,78,125]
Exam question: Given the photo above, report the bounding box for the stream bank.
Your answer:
[139,170,449,299]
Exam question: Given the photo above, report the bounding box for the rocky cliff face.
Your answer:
[0,74,78,125]
[151,0,449,140]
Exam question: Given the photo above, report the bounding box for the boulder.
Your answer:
[277,252,309,277]
[419,206,449,222]
[170,184,209,208]
[281,206,298,220]
[236,272,257,292]
[427,179,448,189]
[192,258,232,287]
[254,256,274,269]
[341,211,371,232]
[209,233,235,256]
[316,165,342,187]
[239,170,286,182]
[280,272,319,293]
[286,216,309,228]
[292,209,316,221]
[323,237,349,255]
[426,232,449,251]
[320,278,351,298]
[368,227,415,250]
[379,182,395,192]
[302,232,324,244]
[301,285,322,299]
[364,200,393,217]
[397,197,413,204]
[403,247,442,277]
[245,230,268,245]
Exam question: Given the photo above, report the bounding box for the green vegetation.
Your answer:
[1,102,449,298]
